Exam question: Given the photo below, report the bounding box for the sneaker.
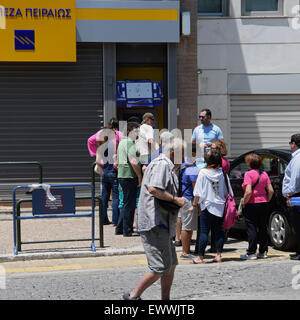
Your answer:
[180,254,195,260]
[240,254,257,260]
[257,252,268,259]
[122,292,142,300]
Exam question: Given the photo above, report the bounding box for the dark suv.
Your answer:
[229,148,297,251]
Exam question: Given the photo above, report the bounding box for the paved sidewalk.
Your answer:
[0,205,291,263]
[0,205,146,262]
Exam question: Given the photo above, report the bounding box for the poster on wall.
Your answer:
[116,80,163,108]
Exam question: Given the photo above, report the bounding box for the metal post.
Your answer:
[98,197,104,248]
[16,200,22,252]
[91,162,104,248]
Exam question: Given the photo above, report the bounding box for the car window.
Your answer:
[279,160,287,175]
[229,160,248,179]
[261,155,278,176]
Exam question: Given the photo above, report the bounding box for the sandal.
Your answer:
[191,259,204,264]
[213,256,222,263]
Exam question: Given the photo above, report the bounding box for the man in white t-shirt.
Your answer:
[137,113,157,164]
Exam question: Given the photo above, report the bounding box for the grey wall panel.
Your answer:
[76,20,179,43]
[229,74,300,94]
[0,44,103,199]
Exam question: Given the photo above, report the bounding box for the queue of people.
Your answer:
[87,111,300,300]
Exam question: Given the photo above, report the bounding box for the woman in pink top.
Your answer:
[87,118,122,157]
[240,153,274,260]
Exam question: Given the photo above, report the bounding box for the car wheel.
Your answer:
[269,211,294,251]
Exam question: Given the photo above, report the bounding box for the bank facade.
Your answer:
[0,0,198,198]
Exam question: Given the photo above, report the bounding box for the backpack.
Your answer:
[222,170,238,230]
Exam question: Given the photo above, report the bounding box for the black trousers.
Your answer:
[244,202,269,255]
[290,193,300,254]
[292,206,300,255]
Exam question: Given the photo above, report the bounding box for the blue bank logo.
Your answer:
[15,30,35,50]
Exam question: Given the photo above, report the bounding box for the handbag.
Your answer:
[222,170,238,229]
[156,164,193,212]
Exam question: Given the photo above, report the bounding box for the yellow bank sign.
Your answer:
[0,0,76,62]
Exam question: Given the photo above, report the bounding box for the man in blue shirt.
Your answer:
[282,133,300,260]
[192,108,224,165]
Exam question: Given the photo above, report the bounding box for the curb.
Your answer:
[0,248,146,263]
[0,245,190,263]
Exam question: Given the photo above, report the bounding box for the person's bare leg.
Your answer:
[160,265,176,300]
[130,272,161,299]
[175,218,182,242]
[181,230,192,255]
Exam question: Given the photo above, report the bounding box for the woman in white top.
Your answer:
[189,151,233,264]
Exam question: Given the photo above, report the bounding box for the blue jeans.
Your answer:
[101,171,119,224]
[116,178,138,235]
[197,209,224,256]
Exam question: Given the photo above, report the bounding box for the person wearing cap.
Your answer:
[192,108,224,166]
[136,113,158,165]
[282,133,300,260]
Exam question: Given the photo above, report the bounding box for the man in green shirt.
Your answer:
[116,122,142,236]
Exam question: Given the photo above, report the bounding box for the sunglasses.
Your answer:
[199,116,206,119]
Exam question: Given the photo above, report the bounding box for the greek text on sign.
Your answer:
[0,0,76,62]
[43,191,65,213]
[0,7,72,18]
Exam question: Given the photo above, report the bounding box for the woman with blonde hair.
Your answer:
[211,139,230,174]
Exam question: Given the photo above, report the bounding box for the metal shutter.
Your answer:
[230,95,300,157]
[0,43,103,199]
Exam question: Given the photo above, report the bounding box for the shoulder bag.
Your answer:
[223,170,238,230]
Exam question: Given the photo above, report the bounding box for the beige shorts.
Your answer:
[140,226,178,275]
[180,199,198,231]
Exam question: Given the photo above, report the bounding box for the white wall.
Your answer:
[197,0,300,155]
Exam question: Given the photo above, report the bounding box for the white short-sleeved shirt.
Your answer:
[136,123,154,157]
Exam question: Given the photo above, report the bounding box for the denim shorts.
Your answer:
[140,227,178,275]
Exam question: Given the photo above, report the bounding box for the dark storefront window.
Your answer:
[198,0,227,16]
